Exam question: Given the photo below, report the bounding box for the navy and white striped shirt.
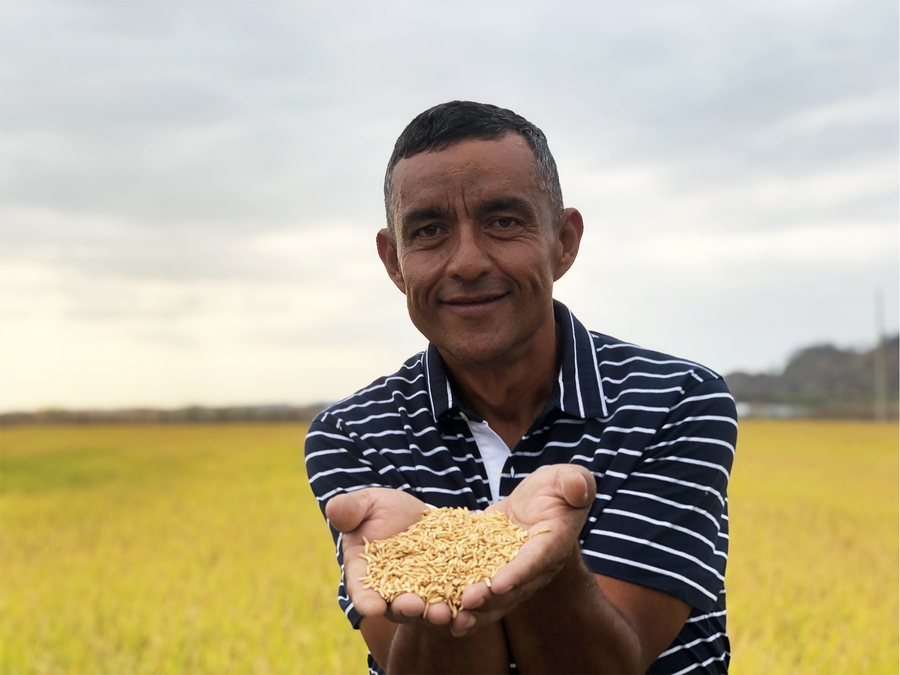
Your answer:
[305,300,737,674]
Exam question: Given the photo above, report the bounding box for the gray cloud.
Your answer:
[0,0,897,407]
[3,2,895,234]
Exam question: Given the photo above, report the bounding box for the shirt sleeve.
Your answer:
[580,377,737,611]
[304,414,412,629]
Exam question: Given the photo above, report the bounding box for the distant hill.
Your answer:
[725,336,899,419]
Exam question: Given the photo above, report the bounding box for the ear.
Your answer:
[376,228,407,293]
[553,208,584,281]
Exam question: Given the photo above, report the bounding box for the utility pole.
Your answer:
[874,288,887,422]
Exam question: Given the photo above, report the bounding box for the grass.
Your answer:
[0,424,366,675]
[727,421,899,675]
[0,420,897,674]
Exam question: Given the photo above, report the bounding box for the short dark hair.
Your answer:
[383,101,564,232]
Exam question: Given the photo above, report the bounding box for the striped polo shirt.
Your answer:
[305,300,737,675]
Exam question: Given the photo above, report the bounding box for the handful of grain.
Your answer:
[359,507,547,618]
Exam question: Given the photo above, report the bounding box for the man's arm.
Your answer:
[448,465,691,674]
[332,464,700,673]
[502,548,691,674]
[308,416,511,674]
[361,616,510,675]
[328,489,511,674]
[490,377,737,673]
[368,547,689,675]
[338,465,692,674]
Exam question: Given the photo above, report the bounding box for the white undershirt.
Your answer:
[465,418,511,503]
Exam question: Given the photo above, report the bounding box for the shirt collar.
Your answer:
[424,343,456,421]
[424,299,608,422]
[552,299,609,418]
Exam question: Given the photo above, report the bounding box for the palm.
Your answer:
[326,488,429,619]
[496,466,592,540]
[351,489,426,541]
[449,464,595,635]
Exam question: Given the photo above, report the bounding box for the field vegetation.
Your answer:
[727,421,898,674]
[1,425,363,674]
[1,421,897,674]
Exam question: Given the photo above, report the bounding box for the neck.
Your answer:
[438,310,559,450]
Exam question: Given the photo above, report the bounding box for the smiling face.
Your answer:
[377,133,582,367]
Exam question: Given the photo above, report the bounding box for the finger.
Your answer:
[450,608,477,637]
[452,587,529,636]
[559,464,596,509]
[340,540,368,589]
[325,491,370,533]
[424,600,452,625]
[460,581,490,611]
[386,592,427,622]
[488,531,563,596]
[352,588,389,618]
[340,538,388,618]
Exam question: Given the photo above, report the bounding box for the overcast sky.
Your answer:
[1,1,897,411]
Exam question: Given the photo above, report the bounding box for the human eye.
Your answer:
[414,224,441,238]
[489,216,522,232]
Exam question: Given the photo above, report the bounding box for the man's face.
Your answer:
[378,133,580,366]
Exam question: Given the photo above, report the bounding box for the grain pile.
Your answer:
[359,507,546,618]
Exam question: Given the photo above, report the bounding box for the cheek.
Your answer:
[505,254,555,291]
[398,257,437,298]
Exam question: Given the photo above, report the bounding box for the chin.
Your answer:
[436,334,516,365]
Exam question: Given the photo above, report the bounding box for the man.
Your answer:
[305,101,736,674]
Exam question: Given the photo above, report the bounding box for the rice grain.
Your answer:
[359,507,547,618]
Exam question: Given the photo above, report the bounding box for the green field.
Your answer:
[1,421,897,674]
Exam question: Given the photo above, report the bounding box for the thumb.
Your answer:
[559,464,596,509]
[325,491,369,533]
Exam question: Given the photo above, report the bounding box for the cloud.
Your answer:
[0,0,896,408]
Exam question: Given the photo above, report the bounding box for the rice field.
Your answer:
[0,420,897,674]
[727,421,899,675]
[0,425,365,675]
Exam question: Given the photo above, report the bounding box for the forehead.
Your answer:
[391,133,543,211]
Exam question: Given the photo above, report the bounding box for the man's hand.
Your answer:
[449,463,596,636]
[325,488,458,625]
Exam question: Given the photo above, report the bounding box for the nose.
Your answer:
[445,224,492,281]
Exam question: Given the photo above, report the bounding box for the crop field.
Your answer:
[0,420,897,674]
[726,421,898,675]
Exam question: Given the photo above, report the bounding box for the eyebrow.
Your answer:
[400,206,450,232]
[473,197,536,219]
[398,196,537,235]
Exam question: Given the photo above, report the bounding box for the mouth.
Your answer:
[442,292,507,305]
[440,292,509,316]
